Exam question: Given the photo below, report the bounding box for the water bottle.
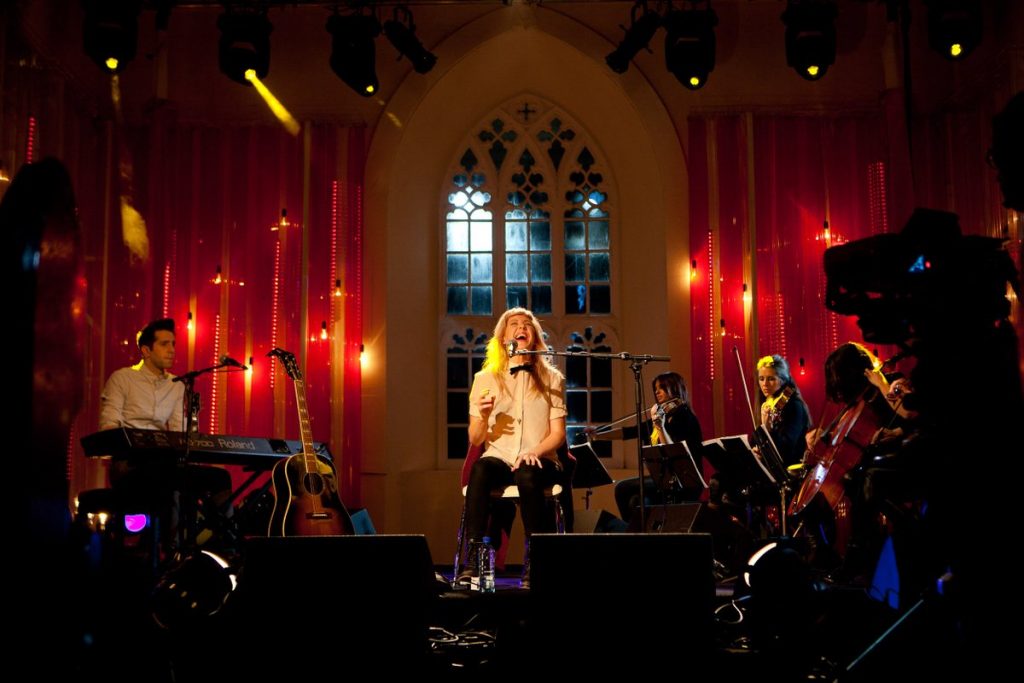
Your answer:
[477,536,496,593]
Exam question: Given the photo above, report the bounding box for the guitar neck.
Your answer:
[292,379,318,467]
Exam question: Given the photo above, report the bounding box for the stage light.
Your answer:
[383,5,437,74]
[151,551,237,630]
[606,0,662,74]
[82,0,141,75]
[664,1,718,90]
[245,70,301,136]
[781,0,837,81]
[218,9,273,86]
[327,13,381,97]
[742,541,825,644]
[926,0,982,61]
[123,513,148,533]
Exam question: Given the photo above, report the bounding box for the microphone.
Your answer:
[507,340,518,358]
[220,355,249,370]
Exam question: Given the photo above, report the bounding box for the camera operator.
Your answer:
[820,91,1023,676]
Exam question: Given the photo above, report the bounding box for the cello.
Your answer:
[789,349,909,519]
[787,387,891,557]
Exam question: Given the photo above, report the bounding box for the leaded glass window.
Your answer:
[564,147,611,314]
[445,328,488,459]
[565,327,613,457]
[442,100,618,465]
[446,149,493,315]
[505,148,552,314]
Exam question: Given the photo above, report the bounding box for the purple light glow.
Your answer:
[123,514,149,533]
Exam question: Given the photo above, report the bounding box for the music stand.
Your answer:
[703,434,795,534]
[568,441,614,489]
[701,435,777,490]
[641,441,707,494]
[567,440,614,511]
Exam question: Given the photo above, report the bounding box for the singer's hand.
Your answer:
[476,389,495,420]
[512,450,542,471]
[649,405,660,422]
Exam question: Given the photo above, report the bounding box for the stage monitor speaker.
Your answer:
[573,507,629,533]
[627,502,703,533]
[224,535,437,673]
[529,532,714,675]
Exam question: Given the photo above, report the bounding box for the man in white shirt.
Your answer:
[100,318,184,431]
[99,318,230,551]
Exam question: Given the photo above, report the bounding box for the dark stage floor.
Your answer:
[40,525,987,681]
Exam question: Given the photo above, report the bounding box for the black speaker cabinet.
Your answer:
[628,502,703,532]
[223,535,437,674]
[528,532,715,675]
[574,507,630,533]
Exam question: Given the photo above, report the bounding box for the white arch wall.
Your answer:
[362,6,692,556]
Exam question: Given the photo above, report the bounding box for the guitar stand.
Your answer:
[172,360,244,554]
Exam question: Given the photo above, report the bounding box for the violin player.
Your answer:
[709,354,810,525]
[755,354,812,467]
[612,371,704,522]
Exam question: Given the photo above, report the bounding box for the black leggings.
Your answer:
[464,455,559,544]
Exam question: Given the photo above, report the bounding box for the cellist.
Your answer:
[797,342,906,572]
[804,342,904,457]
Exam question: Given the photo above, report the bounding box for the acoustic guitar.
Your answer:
[267,348,354,536]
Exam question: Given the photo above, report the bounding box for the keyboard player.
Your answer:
[98,318,231,551]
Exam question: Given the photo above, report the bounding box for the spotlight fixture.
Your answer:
[781,0,837,81]
[81,0,142,74]
[327,13,382,97]
[606,0,662,74]
[218,9,273,86]
[926,0,982,61]
[383,5,437,74]
[664,1,718,90]
[151,551,237,630]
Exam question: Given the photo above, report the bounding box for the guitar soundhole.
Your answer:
[302,473,326,495]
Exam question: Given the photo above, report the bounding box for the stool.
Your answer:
[452,483,565,583]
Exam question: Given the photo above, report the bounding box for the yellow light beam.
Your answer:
[245,70,300,137]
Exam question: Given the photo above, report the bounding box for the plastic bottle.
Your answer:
[477,536,496,593]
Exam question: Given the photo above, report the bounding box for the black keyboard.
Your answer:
[81,428,332,468]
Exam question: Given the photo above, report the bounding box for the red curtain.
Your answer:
[76,119,367,506]
[689,113,902,435]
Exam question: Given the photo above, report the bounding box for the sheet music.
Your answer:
[680,441,708,489]
[567,437,615,488]
[700,434,752,450]
[701,434,777,485]
[754,426,788,482]
[641,441,708,490]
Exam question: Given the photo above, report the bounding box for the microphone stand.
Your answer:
[170,360,241,554]
[512,347,670,531]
